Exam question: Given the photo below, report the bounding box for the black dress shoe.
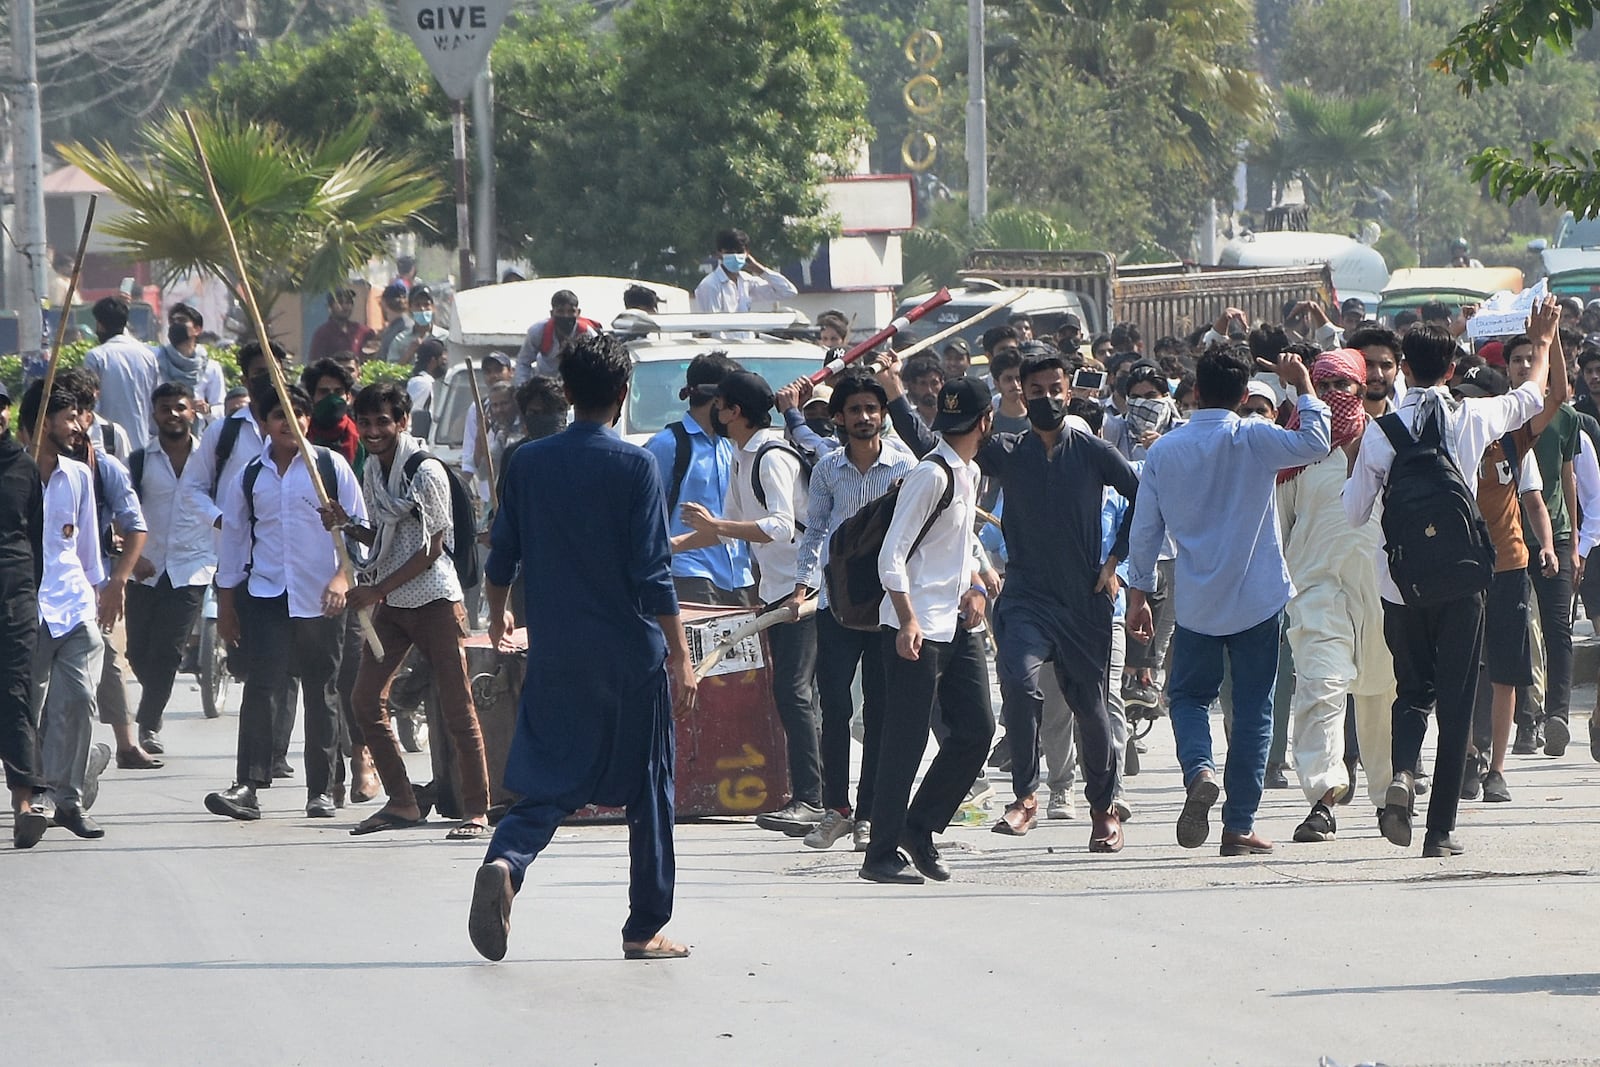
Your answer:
[305,793,336,818]
[139,730,164,755]
[205,783,261,821]
[1422,829,1465,857]
[900,832,951,881]
[13,807,48,849]
[53,806,104,839]
[271,759,295,779]
[858,852,925,885]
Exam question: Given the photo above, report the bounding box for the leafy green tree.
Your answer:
[1276,0,1600,263]
[581,0,870,276]
[59,112,443,331]
[197,3,868,277]
[1436,0,1600,218]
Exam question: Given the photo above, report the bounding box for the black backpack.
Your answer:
[402,452,482,591]
[824,455,953,631]
[211,413,247,498]
[1377,408,1496,607]
[666,421,693,512]
[750,441,814,535]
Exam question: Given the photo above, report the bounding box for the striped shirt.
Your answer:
[796,436,917,604]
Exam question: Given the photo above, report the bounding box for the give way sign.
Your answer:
[397,0,513,101]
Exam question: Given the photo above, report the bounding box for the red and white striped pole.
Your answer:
[806,287,951,385]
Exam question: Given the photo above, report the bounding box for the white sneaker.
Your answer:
[803,809,855,849]
[966,777,996,807]
[1112,796,1133,822]
[852,818,872,852]
[1046,790,1077,820]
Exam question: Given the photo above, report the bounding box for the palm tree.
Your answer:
[59,111,444,334]
[1250,87,1401,213]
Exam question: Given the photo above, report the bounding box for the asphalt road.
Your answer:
[3,670,1598,1067]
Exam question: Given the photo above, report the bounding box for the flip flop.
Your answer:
[622,936,690,960]
[349,810,426,836]
[446,821,488,841]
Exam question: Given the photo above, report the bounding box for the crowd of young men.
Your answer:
[5,283,1599,957]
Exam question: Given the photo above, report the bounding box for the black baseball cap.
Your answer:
[931,377,990,433]
[715,370,775,418]
[1453,364,1508,398]
[1340,297,1367,314]
[942,338,970,356]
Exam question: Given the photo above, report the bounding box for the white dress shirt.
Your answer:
[216,441,367,619]
[134,436,217,588]
[188,406,264,528]
[1575,432,1600,559]
[1344,382,1543,603]
[407,372,436,416]
[693,266,800,339]
[38,456,106,638]
[723,427,809,604]
[878,439,980,641]
[84,332,159,440]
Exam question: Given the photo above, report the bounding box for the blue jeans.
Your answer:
[1168,612,1281,835]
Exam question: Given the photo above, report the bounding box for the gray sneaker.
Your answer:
[852,819,871,852]
[82,743,112,811]
[1046,789,1077,820]
[755,800,825,835]
[803,809,855,849]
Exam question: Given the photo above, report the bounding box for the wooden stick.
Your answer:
[180,110,384,659]
[693,595,817,681]
[463,358,496,513]
[893,289,1025,361]
[30,194,97,461]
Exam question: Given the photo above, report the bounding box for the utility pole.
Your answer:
[471,69,497,285]
[966,0,988,226]
[9,0,47,369]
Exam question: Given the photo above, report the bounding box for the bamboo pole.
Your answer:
[892,289,1025,361]
[30,194,96,460]
[463,358,496,513]
[179,110,383,658]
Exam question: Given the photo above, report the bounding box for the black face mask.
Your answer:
[805,417,835,439]
[168,323,192,347]
[1026,396,1067,431]
[709,405,732,438]
[523,413,566,440]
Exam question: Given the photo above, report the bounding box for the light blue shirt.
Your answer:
[796,436,916,605]
[644,412,753,593]
[1129,396,1331,637]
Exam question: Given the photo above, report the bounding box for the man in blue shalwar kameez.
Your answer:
[468,334,699,962]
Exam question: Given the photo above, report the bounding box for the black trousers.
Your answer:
[814,608,885,817]
[671,576,756,609]
[236,593,342,795]
[993,598,1117,812]
[767,615,822,807]
[866,625,995,864]
[1526,540,1574,724]
[124,576,206,733]
[1383,593,1485,834]
[0,583,41,792]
